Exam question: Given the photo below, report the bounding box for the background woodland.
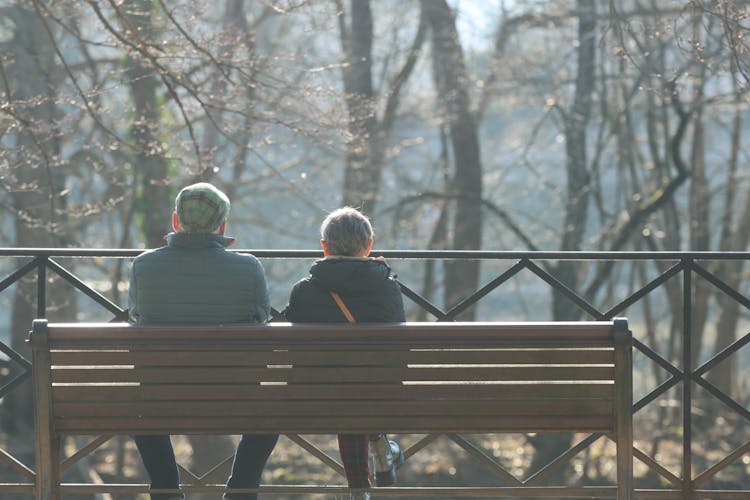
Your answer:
[1,0,749,497]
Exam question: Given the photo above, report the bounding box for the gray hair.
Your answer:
[320,207,374,256]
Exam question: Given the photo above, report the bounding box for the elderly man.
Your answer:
[129,182,277,500]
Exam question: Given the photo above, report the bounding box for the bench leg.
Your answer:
[613,322,634,500]
[36,434,61,500]
[617,465,633,500]
[32,320,62,500]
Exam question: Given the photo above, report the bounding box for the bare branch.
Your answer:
[31,0,131,149]
[380,7,426,135]
[104,0,205,175]
[380,191,539,252]
[584,79,692,300]
[156,0,234,82]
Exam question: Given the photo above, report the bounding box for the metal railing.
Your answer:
[1,248,749,499]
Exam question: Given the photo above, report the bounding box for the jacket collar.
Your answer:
[165,231,235,248]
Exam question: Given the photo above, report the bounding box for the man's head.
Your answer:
[173,182,230,234]
[320,207,374,257]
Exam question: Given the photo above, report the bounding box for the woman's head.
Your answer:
[320,207,374,257]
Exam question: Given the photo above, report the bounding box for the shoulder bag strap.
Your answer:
[330,291,356,324]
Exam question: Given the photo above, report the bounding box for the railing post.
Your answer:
[613,318,633,500]
[28,319,60,500]
[37,256,47,318]
[682,259,693,499]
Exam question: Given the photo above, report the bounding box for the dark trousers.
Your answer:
[225,433,280,499]
[135,433,278,500]
[133,435,180,500]
[338,433,371,488]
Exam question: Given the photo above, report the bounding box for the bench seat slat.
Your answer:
[48,348,615,366]
[44,321,616,341]
[54,415,617,434]
[51,365,615,383]
[52,383,615,402]
[49,340,617,351]
[53,399,614,418]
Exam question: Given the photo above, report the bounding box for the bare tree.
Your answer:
[551,0,596,320]
[119,0,173,246]
[524,0,597,480]
[421,0,482,318]
[1,1,76,439]
[337,0,425,215]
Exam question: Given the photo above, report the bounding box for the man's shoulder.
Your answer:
[132,246,169,264]
[226,250,261,261]
[224,250,264,270]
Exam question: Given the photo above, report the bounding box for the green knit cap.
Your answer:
[175,182,230,233]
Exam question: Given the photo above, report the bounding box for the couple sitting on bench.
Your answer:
[128,182,404,500]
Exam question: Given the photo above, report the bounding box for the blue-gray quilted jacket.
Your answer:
[128,232,270,324]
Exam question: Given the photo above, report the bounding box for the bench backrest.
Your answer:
[30,319,632,437]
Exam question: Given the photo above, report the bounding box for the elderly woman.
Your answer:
[283,207,405,500]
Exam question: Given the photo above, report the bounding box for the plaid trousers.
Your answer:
[338,433,371,487]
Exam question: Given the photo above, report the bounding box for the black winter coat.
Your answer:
[283,257,405,323]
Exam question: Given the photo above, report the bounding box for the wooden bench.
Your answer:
[29,319,633,499]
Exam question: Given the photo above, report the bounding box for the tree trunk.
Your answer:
[708,60,747,395]
[709,239,747,393]
[688,6,710,371]
[339,0,381,215]
[199,0,247,183]
[552,0,595,321]
[421,0,482,319]
[533,0,596,483]
[3,3,75,438]
[124,0,172,248]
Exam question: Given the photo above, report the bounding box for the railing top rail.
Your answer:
[2,248,750,260]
